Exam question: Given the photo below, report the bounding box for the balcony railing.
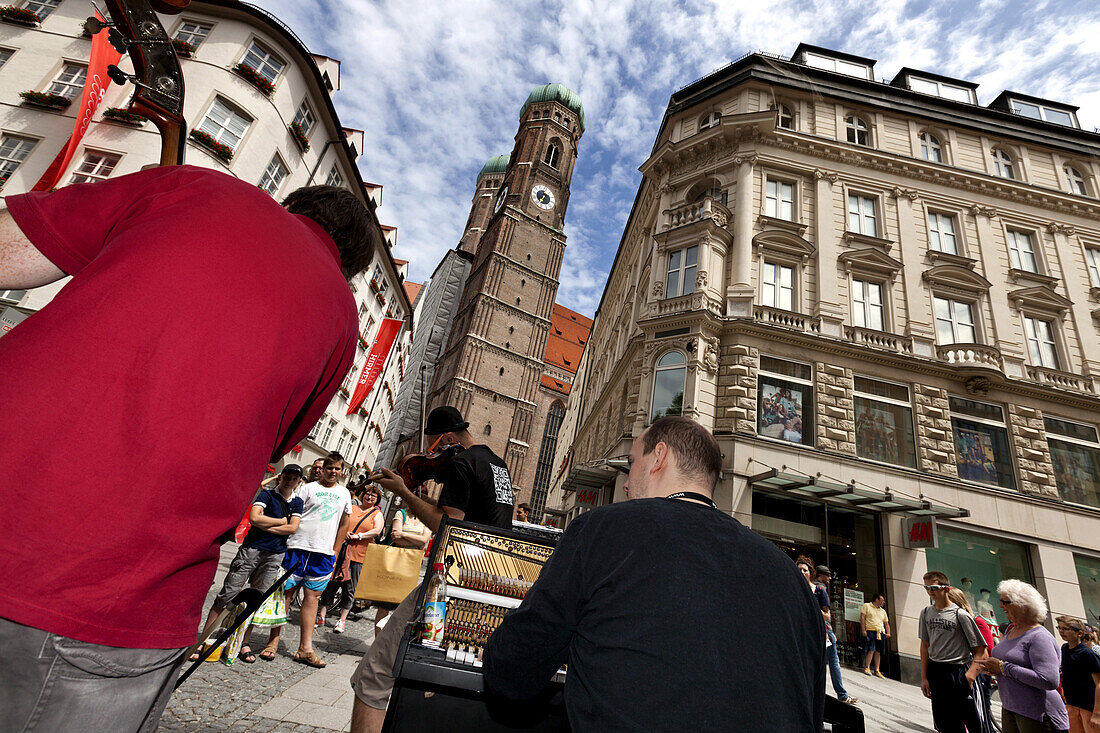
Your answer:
[935,343,1003,371]
[1026,365,1094,393]
[651,291,723,318]
[753,305,820,333]
[663,196,730,231]
[843,326,913,353]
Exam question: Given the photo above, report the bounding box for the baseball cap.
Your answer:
[281,464,303,476]
[425,406,469,436]
[815,565,832,576]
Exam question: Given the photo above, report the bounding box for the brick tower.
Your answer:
[429,83,585,504]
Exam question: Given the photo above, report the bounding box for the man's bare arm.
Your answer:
[0,209,64,289]
[374,467,463,533]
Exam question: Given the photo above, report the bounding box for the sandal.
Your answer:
[238,647,256,664]
[258,643,278,661]
[293,650,327,668]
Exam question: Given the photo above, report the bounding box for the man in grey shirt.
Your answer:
[918,571,988,733]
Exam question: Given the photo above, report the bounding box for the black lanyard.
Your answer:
[666,491,717,509]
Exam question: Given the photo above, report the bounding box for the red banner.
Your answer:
[347,318,402,415]
[32,14,123,192]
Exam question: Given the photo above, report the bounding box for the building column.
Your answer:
[1047,224,1100,390]
[813,169,845,336]
[1032,544,1087,628]
[895,192,935,357]
[883,515,929,684]
[726,154,757,316]
[971,206,1025,376]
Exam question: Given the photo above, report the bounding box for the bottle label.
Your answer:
[421,602,447,647]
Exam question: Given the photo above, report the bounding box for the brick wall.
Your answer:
[716,344,758,433]
[914,384,956,476]
[1007,404,1059,498]
[815,362,856,454]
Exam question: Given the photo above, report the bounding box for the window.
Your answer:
[0,289,26,303]
[845,116,869,146]
[851,279,884,330]
[950,397,1016,489]
[0,134,37,182]
[776,104,794,130]
[530,402,565,521]
[1065,165,1087,195]
[919,132,942,162]
[847,193,877,236]
[20,0,60,19]
[1009,99,1075,127]
[325,166,343,187]
[757,356,813,445]
[802,52,871,79]
[762,261,794,310]
[70,151,120,184]
[934,297,976,344]
[1074,555,1100,623]
[1023,316,1059,369]
[0,48,13,69]
[765,178,795,221]
[651,351,685,421]
[1046,418,1100,509]
[258,154,289,196]
[307,418,322,441]
[241,40,285,84]
[699,111,721,130]
[362,314,375,342]
[197,98,251,151]
[1086,248,1100,288]
[854,377,916,467]
[320,417,336,447]
[665,246,697,299]
[1006,229,1038,272]
[46,63,87,101]
[543,143,560,168]
[925,527,1032,628]
[336,429,351,454]
[991,148,1015,179]
[908,77,973,103]
[927,212,959,254]
[292,102,316,136]
[173,20,212,49]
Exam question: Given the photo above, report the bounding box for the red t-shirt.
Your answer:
[0,166,357,648]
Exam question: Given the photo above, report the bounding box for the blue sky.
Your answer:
[255,0,1100,318]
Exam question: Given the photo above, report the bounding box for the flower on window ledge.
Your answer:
[102,107,147,125]
[232,62,275,95]
[289,121,310,152]
[19,90,71,110]
[338,387,350,399]
[0,6,40,25]
[172,38,195,57]
[375,292,386,306]
[188,129,233,162]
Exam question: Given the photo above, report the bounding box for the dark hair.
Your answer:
[327,451,344,461]
[518,503,531,511]
[794,555,815,573]
[283,186,376,280]
[872,593,885,602]
[642,416,722,489]
[322,456,344,469]
[923,571,950,586]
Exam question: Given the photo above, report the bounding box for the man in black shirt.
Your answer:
[349,405,514,732]
[483,416,825,732]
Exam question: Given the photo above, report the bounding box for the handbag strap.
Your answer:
[351,506,377,535]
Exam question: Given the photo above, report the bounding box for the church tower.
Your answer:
[429,83,585,502]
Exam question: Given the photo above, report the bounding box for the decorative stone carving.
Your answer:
[703,337,720,374]
[731,153,759,167]
[968,204,998,219]
[964,376,991,396]
[696,270,708,289]
[652,281,664,298]
[890,186,921,202]
[1046,222,1076,236]
[710,211,728,227]
[813,169,840,183]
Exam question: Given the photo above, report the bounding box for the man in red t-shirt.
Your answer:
[0,166,371,732]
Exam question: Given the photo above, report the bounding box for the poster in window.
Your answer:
[955,427,998,484]
[855,402,898,464]
[1049,440,1100,508]
[759,382,805,444]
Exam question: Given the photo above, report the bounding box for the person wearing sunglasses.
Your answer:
[919,571,988,732]
[978,579,1069,732]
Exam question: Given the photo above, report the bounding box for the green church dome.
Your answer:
[520,83,586,133]
[477,154,510,180]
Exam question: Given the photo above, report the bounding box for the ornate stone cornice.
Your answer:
[813,168,840,183]
[969,204,998,219]
[1046,222,1076,236]
[890,186,921,202]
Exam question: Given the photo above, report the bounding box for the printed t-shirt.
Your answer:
[1062,642,1100,711]
[244,489,305,554]
[919,603,985,663]
[437,445,514,528]
[344,506,381,563]
[0,166,357,648]
[289,481,353,555]
[861,602,889,632]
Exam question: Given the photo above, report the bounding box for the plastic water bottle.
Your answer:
[420,562,448,648]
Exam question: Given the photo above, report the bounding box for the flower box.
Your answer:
[19,90,71,110]
[232,62,274,96]
[188,129,233,162]
[172,38,194,57]
[375,292,386,306]
[358,335,369,348]
[369,279,383,294]
[102,107,147,125]
[289,121,310,152]
[357,407,369,417]
[338,387,350,399]
[0,5,40,26]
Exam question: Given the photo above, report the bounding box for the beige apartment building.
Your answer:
[548,44,1100,682]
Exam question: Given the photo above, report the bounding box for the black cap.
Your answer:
[281,464,303,476]
[815,565,832,576]
[425,406,469,436]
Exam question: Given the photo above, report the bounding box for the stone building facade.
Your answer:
[548,44,1100,682]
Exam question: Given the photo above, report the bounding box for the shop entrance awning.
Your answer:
[560,465,617,495]
[748,469,968,519]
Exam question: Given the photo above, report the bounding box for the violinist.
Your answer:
[350,405,515,733]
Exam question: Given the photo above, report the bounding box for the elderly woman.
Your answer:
[979,579,1069,732]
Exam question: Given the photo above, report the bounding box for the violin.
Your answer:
[387,445,465,489]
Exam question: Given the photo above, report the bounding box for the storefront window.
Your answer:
[924,527,1032,628]
[950,397,1016,490]
[1074,554,1100,629]
[1045,417,1100,509]
[854,377,916,468]
[757,356,813,445]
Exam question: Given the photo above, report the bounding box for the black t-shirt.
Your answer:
[243,488,304,554]
[436,445,514,529]
[1062,642,1100,710]
[483,498,825,732]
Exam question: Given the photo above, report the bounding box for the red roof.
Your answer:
[543,303,592,375]
[541,374,571,395]
[403,281,422,303]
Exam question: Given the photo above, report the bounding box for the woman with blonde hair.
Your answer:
[979,579,1069,732]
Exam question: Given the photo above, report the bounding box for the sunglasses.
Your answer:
[923,584,948,592]
[999,598,1013,605]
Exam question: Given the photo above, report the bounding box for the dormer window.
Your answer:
[991,148,1015,179]
[845,116,870,146]
[698,111,721,131]
[801,51,872,79]
[907,76,974,103]
[1009,99,1075,127]
[919,132,942,162]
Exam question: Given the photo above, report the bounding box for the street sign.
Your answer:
[903,516,939,549]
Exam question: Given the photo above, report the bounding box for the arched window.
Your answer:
[992,148,1015,179]
[776,104,794,130]
[651,351,686,421]
[698,111,721,131]
[530,401,565,521]
[1065,165,1088,195]
[919,132,942,162]
[845,115,869,146]
[544,142,560,168]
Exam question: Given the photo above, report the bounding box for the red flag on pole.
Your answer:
[347,318,403,415]
[32,14,123,192]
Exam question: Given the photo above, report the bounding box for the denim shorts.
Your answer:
[863,630,886,654]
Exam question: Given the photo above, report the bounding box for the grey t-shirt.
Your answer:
[919,603,985,664]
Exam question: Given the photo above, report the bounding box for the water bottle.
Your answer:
[420,562,448,648]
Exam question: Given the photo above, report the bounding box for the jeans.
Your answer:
[825,627,849,700]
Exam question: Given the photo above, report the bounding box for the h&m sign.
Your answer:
[903,516,939,549]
